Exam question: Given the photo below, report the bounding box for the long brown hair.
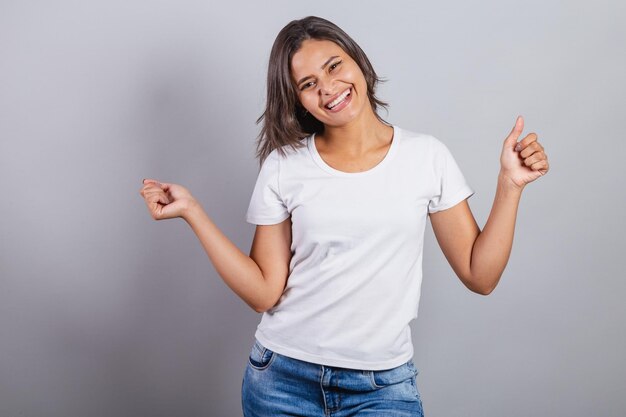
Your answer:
[254,16,388,166]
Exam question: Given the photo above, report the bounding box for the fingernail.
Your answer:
[142,178,146,183]
[515,143,521,152]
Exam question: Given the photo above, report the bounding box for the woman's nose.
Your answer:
[317,77,336,95]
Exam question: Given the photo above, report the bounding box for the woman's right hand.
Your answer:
[139,178,198,220]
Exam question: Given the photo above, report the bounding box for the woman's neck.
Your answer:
[317,110,392,158]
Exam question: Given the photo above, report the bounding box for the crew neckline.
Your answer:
[308,125,399,177]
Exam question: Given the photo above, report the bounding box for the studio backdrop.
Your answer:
[1,1,625,416]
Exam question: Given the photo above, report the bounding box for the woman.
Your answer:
[139,16,548,417]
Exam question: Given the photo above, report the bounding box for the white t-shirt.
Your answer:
[245,125,474,370]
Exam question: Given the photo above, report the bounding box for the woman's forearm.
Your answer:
[468,174,523,294]
[429,116,548,295]
[182,202,269,312]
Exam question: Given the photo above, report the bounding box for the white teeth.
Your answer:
[326,89,350,109]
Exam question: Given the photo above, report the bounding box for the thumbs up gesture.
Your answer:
[500,116,549,189]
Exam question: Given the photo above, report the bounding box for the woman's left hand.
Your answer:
[499,115,549,189]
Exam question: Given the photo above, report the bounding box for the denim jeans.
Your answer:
[241,338,424,416]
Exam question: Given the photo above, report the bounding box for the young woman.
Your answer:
[139,16,548,417]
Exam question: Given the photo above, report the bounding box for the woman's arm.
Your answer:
[139,179,292,312]
[429,116,549,295]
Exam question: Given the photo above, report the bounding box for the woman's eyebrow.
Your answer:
[296,55,340,86]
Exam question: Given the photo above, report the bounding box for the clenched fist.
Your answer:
[139,179,198,220]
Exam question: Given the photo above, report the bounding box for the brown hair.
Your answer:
[254,16,388,166]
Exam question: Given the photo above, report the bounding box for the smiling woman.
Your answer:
[139,15,549,417]
[254,16,389,164]
[291,40,367,126]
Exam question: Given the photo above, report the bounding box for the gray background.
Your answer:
[1,0,625,416]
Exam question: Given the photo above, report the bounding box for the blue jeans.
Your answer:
[241,339,424,416]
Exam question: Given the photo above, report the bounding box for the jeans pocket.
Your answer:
[369,359,419,389]
[247,339,276,371]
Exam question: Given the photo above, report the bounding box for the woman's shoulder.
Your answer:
[394,125,445,150]
[262,137,310,167]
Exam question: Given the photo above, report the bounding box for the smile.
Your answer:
[325,88,351,110]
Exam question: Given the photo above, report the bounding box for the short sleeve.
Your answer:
[245,149,290,225]
[428,138,475,213]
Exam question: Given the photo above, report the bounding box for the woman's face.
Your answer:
[290,39,369,128]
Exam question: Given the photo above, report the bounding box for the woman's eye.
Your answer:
[301,81,315,90]
[329,60,342,71]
